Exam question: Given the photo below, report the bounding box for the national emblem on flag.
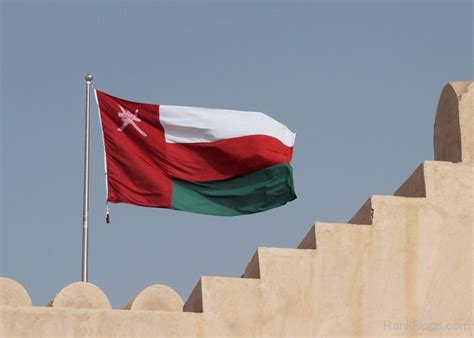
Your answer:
[95,90,296,216]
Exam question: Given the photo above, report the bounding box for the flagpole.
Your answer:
[82,73,93,282]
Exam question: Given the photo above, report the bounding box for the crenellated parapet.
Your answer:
[0,279,184,312]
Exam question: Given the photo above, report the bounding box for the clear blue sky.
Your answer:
[1,0,472,308]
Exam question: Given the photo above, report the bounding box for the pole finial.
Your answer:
[85,73,94,82]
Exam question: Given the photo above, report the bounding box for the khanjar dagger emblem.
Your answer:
[117,105,147,137]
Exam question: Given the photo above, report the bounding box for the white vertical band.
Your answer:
[93,88,110,209]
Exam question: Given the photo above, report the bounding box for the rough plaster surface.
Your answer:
[0,278,32,307]
[434,81,473,163]
[124,284,184,312]
[48,282,112,310]
[0,81,472,337]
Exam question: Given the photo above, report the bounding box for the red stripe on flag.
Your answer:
[165,135,293,182]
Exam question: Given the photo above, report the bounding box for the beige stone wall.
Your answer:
[1,81,472,337]
[434,81,474,163]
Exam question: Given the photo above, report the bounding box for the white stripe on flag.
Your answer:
[159,105,295,147]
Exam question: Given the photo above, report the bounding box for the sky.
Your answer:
[1,0,472,308]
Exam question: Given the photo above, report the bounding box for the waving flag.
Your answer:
[95,90,296,216]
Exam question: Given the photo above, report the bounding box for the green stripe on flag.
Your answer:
[171,163,296,216]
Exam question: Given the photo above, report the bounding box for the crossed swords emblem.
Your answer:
[117,105,147,137]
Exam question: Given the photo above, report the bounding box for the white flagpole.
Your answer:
[82,73,93,282]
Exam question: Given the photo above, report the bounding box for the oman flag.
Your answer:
[95,90,296,216]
